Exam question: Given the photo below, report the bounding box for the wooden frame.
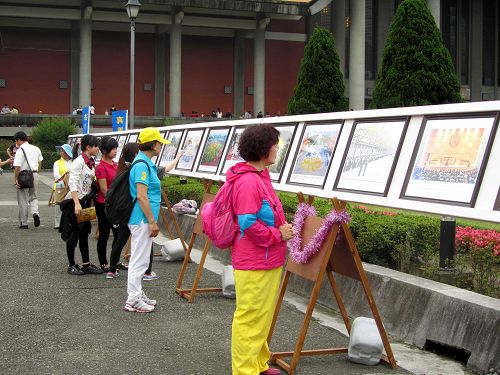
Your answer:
[175,179,222,302]
[268,195,396,374]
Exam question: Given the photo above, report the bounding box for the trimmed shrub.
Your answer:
[31,117,76,152]
[370,0,461,108]
[288,27,348,115]
[41,152,60,170]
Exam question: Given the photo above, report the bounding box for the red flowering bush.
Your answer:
[455,226,500,256]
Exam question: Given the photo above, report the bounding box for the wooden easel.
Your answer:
[268,195,397,374]
[175,179,222,302]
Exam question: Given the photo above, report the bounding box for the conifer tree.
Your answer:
[370,0,461,108]
[288,27,348,115]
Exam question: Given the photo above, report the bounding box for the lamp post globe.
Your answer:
[125,0,141,130]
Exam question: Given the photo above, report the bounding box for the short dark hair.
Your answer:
[13,131,28,142]
[238,125,280,162]
[81,134,99,152]
[138,140,157,151]
[99,136,119,155]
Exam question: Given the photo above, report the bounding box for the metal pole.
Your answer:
[439,216,456,269]
[129,19,135,130]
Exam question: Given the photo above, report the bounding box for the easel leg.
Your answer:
[176,234,195,290]
[161,191,189,254]
[326,269,352,334]
[186,240,211,303]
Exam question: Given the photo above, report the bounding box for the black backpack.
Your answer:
[105,159,150,226]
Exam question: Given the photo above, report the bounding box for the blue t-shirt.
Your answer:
[128,152,162,225]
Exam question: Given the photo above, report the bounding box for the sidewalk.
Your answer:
[0,171,473,375]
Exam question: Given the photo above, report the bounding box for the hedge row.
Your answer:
[160,176,441,268]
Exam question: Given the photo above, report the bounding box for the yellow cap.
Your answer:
[138,127,170,145]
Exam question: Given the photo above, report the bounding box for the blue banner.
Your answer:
[112,110,128,132]
[81,106,90,135]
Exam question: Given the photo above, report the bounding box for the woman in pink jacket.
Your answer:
[227,125,294,375]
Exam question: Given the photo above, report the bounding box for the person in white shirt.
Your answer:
[52,144,73,229]
[62,134,103,275]
[13,131,43,229]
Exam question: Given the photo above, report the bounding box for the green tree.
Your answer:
[370,0,461,109]
[31,117,76,152]
[288,27,348,115]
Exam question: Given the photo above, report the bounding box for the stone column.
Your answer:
[79,5,92,108]
[169,10,184,117]
[155,29,166,116]
[332,0,346,79]
[70,21,80,112]
[253,16,269,117]
[427,0,441,29]
[233,30,245,118]
[349,0,366,110]
[470,0,483,101]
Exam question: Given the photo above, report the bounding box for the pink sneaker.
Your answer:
[260,368,281,375]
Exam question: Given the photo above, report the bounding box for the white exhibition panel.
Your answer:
[69,101,500,223]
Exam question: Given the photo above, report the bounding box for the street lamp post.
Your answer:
[125,0,141,130]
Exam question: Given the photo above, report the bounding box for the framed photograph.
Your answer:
[197,127,230,173]
[335,119,407,195]
[221,127,246,174]
[151,130,168,165]
[288,122,342,187]
[128,132,140,144]
[158,130,184,168]
[176,129,205,171]
[269,124,297,182]
[494,187,500,211]
[95,136,103,163]
[113,134,128,163]
[402,115,498,205]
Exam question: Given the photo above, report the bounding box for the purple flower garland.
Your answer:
[290,203,351,264]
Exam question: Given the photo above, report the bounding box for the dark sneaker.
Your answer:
[33,214,40,227]
[116,262,128,271]
[67,264,85,275]
[18,225,28,229]
[81,263,104,274]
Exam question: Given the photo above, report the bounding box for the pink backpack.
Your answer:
[201,181,239,249]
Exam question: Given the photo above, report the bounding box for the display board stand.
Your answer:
[175,179,222,302]
[268,195,397,374]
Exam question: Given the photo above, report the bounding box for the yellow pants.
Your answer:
[232,267,283,375]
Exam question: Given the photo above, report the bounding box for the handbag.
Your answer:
[18,148,34,189]
[54,172,70,204]
[76,206,96,223]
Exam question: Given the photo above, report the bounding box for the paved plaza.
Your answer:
[0,171,474,375]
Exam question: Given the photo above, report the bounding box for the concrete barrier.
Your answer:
[163,208,500,374]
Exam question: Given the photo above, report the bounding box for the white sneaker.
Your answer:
[143,271,159,281]
[141,291,157,306]
[123,296,155,313]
